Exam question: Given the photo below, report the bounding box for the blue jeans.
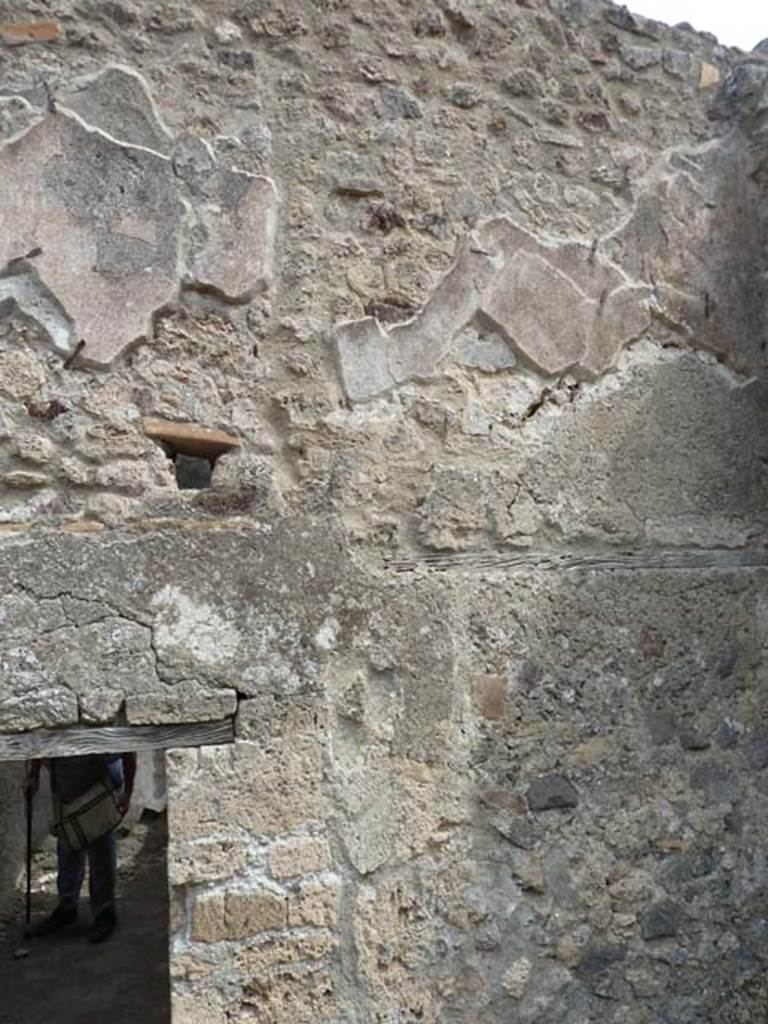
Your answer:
[56,760,123,920]
[57,830,117,920]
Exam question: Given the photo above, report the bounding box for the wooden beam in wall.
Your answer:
[0,719,235,761]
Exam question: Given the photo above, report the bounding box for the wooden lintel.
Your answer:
[0,719,235,761]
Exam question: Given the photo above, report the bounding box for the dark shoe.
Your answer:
[27,905,77,938]
[88,912,116,945]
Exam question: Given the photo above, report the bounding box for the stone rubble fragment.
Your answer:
[699,61,720,89]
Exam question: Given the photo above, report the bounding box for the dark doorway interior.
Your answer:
[0,757,170,1024]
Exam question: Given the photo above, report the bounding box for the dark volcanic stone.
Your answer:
[646,709,676,745]
[491,811,536,849]
[449,84,481,109]
[576,945,627,977]
[724,811,743,835]
[605,5,663,38]
[717,646,738,679]
[217,50,255,71]
[641,901,680,940]
[679,726,711,751]
[690,762,742,803]
[527,773,579,812]
[716,720,742,749]
[381,87,422,120]
[748,726,768,770]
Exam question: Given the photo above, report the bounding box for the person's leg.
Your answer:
[88,769,124,942]
[57,839,86,913]
[29,841,84,936]
[87,828,117,926]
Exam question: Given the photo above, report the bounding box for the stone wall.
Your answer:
[1,1,767,1021]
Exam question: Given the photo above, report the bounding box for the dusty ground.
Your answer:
[0,813,170,1024]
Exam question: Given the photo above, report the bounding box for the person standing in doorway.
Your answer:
[25,752,136,944]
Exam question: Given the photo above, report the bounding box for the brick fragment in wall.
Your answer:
[191,889,287,942]
[0,20,60,45]
[471,673,507,720]
[141,418,240,459]
[699,61,720,89]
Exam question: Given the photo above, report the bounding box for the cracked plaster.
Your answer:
[0,65,278,366]
[335,129,766,403]
[335,216,652,402]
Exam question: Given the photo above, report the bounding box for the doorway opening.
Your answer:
[0,751,170,1024]
[0,719,234,1024]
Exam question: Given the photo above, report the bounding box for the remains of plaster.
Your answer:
[335,131,766,402]
[336,217,652,401]
[0,65,278,367]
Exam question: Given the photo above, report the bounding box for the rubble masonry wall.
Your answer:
[1,1,767,1021]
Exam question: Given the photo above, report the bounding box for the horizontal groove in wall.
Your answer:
[386,547,768,575]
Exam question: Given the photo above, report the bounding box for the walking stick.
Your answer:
[25,789,32,927]
[13,788,33,957]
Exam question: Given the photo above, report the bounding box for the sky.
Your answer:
[629,0,765,51]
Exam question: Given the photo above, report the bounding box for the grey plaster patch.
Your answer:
[0,110,182,366]
[335,317,395,402]
[0,95,41,143]
[608,133,768,374]
[482,249,590,375]
[171,134,218,196]
[0,265,75,354]
[0,66,278,365]
[186,168,278,301]
[453,323,516,372]
[336,133,767,399]
[59,64,174,155]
